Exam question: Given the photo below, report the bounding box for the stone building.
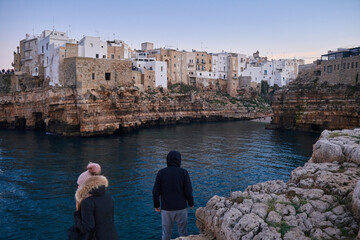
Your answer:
[132,58,167,88]
[63,57,132,95]
[19,34,40,75]
[12,47,21,72]
[141,42,154,51]
[107,40,130,60]
[320,47,360,85]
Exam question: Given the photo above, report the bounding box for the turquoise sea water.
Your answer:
[0,121,319,239]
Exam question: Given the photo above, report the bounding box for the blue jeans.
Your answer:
[161,209,188,240]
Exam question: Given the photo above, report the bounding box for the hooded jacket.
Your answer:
[74,175,118,240]
[152,151,194,211]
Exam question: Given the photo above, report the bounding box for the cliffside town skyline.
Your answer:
[9,29,307,94]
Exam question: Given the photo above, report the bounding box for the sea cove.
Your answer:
[0,121,319,239]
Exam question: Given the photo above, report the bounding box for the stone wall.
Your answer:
[63,57,133,94]
[320,55,359,85]
[107,45,125,60]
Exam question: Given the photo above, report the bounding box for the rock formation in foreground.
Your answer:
[177,128,360,240]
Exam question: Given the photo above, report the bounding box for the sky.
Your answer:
[0,0,359,69]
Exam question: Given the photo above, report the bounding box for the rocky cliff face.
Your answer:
[183,128,360,240]
[269,72,360,132]
[0,81,271,136]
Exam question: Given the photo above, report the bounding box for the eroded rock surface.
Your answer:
[193,129,360,239]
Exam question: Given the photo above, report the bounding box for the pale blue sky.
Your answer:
[0,0,359,69]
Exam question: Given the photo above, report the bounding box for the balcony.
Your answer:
[22,56,33,61]
[24,47,32,52]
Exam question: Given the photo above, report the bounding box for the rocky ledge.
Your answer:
[178,128,360,240]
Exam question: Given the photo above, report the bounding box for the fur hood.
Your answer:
[75,175,109,204]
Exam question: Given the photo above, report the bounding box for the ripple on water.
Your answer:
[0,122,319,239]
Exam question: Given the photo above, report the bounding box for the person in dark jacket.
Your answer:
[152,151,194,240]
[71,174,118,240]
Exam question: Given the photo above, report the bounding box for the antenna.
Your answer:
[52,17,55,32]
[69,25,71,38]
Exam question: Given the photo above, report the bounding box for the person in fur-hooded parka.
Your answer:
[74,175,118,240]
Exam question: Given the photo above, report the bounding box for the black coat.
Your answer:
[152,151,194,211]
[73,176,118,240]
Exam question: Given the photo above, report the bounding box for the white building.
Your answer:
[37,31,71,84]
[78,36,107,59]
[132,58,167,88]
[242,56,304,87]
[212,52,229,80]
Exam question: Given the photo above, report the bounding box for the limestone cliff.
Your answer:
[0,77,271,136]
[269,72,360,132]
[181,129,360,240]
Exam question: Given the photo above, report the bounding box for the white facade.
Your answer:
[237,54,246,76]
[242,58,304,87]
[211,52,229,80]
[38,30,69,68]
[132,58,167,88]
[45,43,61,86]
[78,36,107,59]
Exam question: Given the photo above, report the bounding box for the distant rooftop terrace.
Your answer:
[321,47,360,61]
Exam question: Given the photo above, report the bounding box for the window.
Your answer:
[46,43,49,50]
[150,67,153,70]
[161,66,163,71]
[105,72,111,80]
[42,46,44,53]
[356,62,358,68]
[343,63,346,69]
[174,56,176,58]
[47,57,48,64]
[223,75,226,79]
[234,74,236,77]
[118,56,120,59]
[90,43,93,47]
[92,73,95,80]
[327,65,332,73]
[352,62,354,68]
[347,63,350,69]
[111,54,114,59]
[96,54,99,58]
[174,64,176,67]
[324,66,326,72]
[338,64,340,70]
[101,46,103,48]
[103,55,106,58]
[334,65,336,70]
[200,73,202,76]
